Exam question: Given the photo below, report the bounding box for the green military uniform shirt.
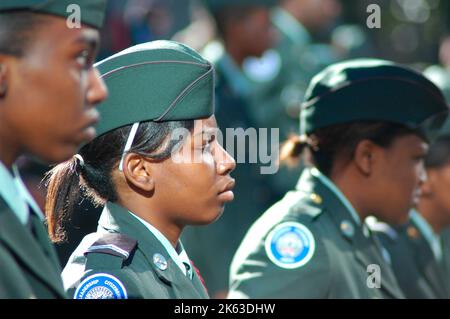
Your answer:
[229,167,405,299]
[371,211,450,298]
[0,163,66,299]
[62,202,209,299]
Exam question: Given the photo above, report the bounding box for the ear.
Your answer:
[353,140,378,176]
[121,153,154,192]
[0,60,8,98]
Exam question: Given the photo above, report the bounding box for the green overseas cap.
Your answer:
[203,0,278,13]
[0,0,106,29]
[300,59,450,142]
[94,40,215,138]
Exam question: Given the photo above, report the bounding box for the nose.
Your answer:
[216,144,236,175]
[86,67,108,107]
[419,165,428,185]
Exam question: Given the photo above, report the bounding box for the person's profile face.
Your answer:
[240,7,277,58]
[150,116,236,226]
[3,14,107,164]
[370,134,428,225]
[423,161,450,223]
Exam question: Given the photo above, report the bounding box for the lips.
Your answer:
[217,178,236,202]
[219,179,236,194]
[77,108,100,143]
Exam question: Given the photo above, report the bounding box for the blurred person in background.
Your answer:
[425,36,450,102]
[243,0,344,198]
[370,123,450,299]
[181,0,279,298]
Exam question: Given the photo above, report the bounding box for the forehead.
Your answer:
[26,14,99,51]
[193,116,218,132]
[390,134,429,153]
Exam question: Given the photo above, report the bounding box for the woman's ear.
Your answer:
[0,62,8,98]
[353,140,377,176]
[122,153,154,192]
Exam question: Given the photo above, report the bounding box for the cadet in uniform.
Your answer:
[45,41,236,299]
[229,59,449,298]
[0,0,107,298]
[370,131,450,298]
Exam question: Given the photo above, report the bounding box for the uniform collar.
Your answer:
[13,165,45,221]
[271,7,311,46]
[128,212,193,279]
[98,203,194,280]
[410,209,443,262]
[0,161,30,224]
[307,167,362,225]
[296,168,404,298]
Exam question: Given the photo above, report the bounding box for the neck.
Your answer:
[0,136,19,169]
[225,41,246,67]
[417,200,448,234]
[281,1,309,29]
[0,112,21,168]
[331,166,370,222]
[120,198,182,248]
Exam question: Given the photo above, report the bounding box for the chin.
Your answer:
[30,146,74,165]
[194,207,225,226]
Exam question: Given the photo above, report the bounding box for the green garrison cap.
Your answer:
[94,40,215,138]
[0,0,106,29]
[300,59,450,142]
[203,0,278,13]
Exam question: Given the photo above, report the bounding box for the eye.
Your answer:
[202,142,212,152]
[75,49,93,69]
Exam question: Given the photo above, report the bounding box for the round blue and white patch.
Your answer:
[74,273,127,299]
[265,222,316,269]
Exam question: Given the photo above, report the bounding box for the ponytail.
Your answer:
[280,134,313,168]
[44,156,82,243]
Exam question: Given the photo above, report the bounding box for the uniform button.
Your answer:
[310,193,322,204]
[340,220,355,238]
[153,253,168,271]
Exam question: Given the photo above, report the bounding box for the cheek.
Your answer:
[166,161,216,196]
[378,158,417,203]
[435,173,450,210]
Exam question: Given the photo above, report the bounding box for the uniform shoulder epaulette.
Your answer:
[289,192,324,219]
[85,233,137,260]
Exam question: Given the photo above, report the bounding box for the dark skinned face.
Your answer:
[369,134,428,225]
[237,7,276,58]
[150,116,236,226]
[423,162,450,223]
[0,15,107,165]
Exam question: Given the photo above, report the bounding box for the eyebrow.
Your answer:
[74,32,100,52]
[193,128,218,138]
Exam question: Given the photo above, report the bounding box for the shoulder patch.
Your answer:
[265,222,316,269]
[74,273,127,299]
[85,233,137,259]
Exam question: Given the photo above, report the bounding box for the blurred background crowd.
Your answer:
[18,0,450,298]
